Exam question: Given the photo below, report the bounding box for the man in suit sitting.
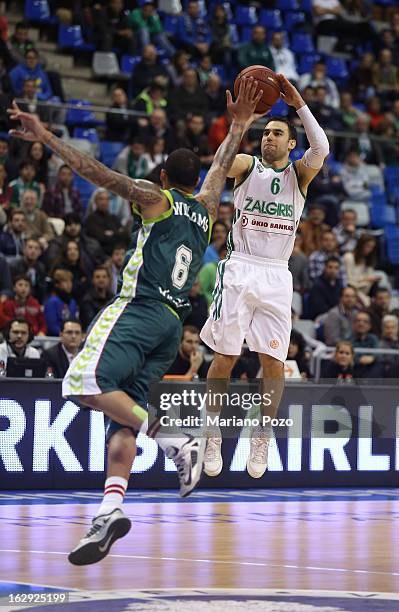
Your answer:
[42,319,82,378]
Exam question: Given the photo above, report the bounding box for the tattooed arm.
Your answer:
[7,102,166,211]
[197,79,269,222]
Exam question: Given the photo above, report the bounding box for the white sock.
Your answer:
[143,414,193,453]
[96,476,128,517]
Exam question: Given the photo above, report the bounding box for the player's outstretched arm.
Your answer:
[197,78,266,221]
[7,102,164,209]
[276,74,329,193]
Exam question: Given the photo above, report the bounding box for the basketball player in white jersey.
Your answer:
[200,74,330,478]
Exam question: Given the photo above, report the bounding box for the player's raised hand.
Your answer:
[7,101,47,142]
[275,74,305,110]
[226,77,268,128]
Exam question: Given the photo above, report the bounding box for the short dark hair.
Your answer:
[16,20,29,30]
[93,265,110,278]
[263,116,297,141]
[64,212,81,225]
[59,164,72,173]
[24,48,39,58]
[61,319,82,332]
[13,274,31,286]
[164,148,201,190]
[19,160,36,171]
[325,255,341,266]
[10,208,26,220]
[340,285,357,297]
[182,325,200,338]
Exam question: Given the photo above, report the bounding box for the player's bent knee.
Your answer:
[210,352,239,375]
[260,354,284,376]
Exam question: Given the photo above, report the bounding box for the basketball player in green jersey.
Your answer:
[8,77,265,564]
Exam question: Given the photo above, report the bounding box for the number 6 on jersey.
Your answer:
[172,245,193,289]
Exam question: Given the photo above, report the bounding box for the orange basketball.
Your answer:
[233,65,281,113]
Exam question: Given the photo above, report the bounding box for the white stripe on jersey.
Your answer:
[229,157,305,261]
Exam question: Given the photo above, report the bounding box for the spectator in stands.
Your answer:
[131,45,169,96]
[323,285,359,346]
[0,254,12,299]
[85,190,128,256]
[320,340,354,381]
[10,238,47,304]
[104,244,126,295]
[52,239,92,301]
[289,233,311,295]
[167,67,209,125]
[342,114,382,166]
[133,82,168,116]
[184,277,208,331]
[91,0,136,55]
[9,21,35,65]
[205,73,226,120]
[366,96,385,131]
[166,324,209,379]
[9,48,53,100]
[142,137,167,174]
[348,52,375,102]
[372,48,399,103]
[176,114,213,167]
[374,119,399,165]
[42,165,83,220]
[42,319,83,379]
[2,275,46,336]
[308,230,346,284]
[340,149,371,204]
[298,60,340,109]
[199,242,227,307]
[129,1,175,57]
[20,189,54,251]
[0,163,11,214]
[9,160,41,208]
[165,49,191,88]
[26,141,48,186]
[340,91,362,129]
[18,78,53,126]
[177,0,211,58]
[79,266,113,331]
[312,0,374,52]
[0,208,27,262]
[351,311,381,378]
[105,88,135,143]
[138,108,176,153]
[287,329,311,379]
[309,85,344,131]
[0,138,17,181]
[0,317,40,367]
[333,208,361,254]
[203,220,227,265]
[308,256,343,320]
[237,26,275,73]
[366,287,391,337]
[197,54,216,87]
[306,163,343,227]
[208,112,231,153]
[45,212,103,268]
[218,199,233,230]
[342,233,381,306]
[113,138,150,179]
[380,314,399,378]
[389,98,399,132]
[209,3,233,66]
[269,31,299,84]
[44,268,78,337]
[299,203,330,257]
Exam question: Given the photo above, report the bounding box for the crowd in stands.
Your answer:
[0,0,399,381]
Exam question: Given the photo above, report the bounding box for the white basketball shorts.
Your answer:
[200,251,293,362]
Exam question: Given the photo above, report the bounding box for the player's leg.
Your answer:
[203,353,239,476]
[68,425,135,565]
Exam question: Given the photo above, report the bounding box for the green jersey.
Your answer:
[117,188,212,320]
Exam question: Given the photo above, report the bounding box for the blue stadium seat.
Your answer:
[229,24,240,46]
[100,141,125,167]
[385,225,399,265]
[298,53,321,74]
[73,175,96,213]
[259,9,282,30]
[235,6,257,26]
[162,15,179,36]
[270,98,288,116]
[58,25,95,51]
[121,55,141,75]
[66,99,97,126]
[285,11,306,31]
[384,166,399,188]
[213,64,227,84]
[276,0,300,9]
[371,202,396,227]
[73,128,100,145]
[240,27,253,43]
[25,0,50,20]
[326,57,349,80]
[291,33,314,54]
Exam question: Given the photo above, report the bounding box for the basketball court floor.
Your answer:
[0,488,398,611]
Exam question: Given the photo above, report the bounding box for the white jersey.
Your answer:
[228,157,306,261]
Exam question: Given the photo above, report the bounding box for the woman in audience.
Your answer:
[287,329,312,379]
[27,141,48,186]
[343,233,390,306]
[142,136,168,174]
[320,340,355,381]
[52,239,92,302]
